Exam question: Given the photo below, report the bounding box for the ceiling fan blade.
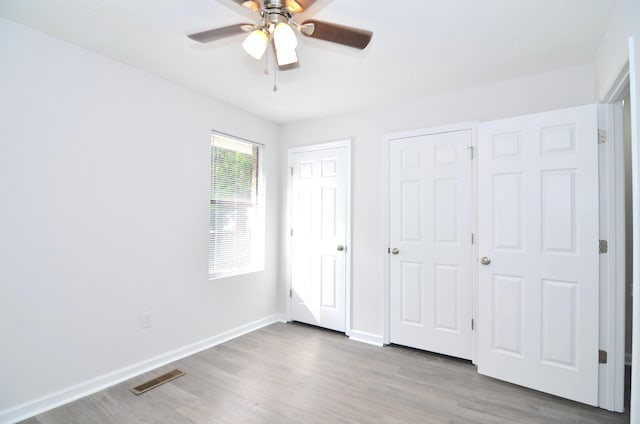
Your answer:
[231,0,260,11]
[300,20,372,50]
[187,24,253,43]
[285,0,318,13]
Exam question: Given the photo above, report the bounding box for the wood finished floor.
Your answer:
[21,322,629,424]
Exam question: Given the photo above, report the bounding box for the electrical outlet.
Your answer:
[141,311,152,329]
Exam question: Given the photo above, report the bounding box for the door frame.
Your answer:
[286,139,352,335]
[382,122,478,361]
[598,100,627,412]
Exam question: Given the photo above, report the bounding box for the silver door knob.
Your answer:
[391,248,399,255]
[337,245,345,251]
[480,256,491,265]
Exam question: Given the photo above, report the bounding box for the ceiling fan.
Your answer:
[187,0,373,72]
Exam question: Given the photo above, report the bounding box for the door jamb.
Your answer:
[628,36,640,424]
[598,60,631,413]
[598,101,627,412]
[286,140,352,336]
[382,122,477,352]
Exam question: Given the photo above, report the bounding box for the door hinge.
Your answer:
[471,233,475,244]
[599,240,608,254]
[289,289,292,298]
[471,319,475,330]
[289,166,294,176]
[290,228,293,237]
[468,146,474,160]
[599,349,607,364]
[388,247,391,254]
[598,129,607,144]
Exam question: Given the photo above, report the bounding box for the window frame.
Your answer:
[209,131,265,280]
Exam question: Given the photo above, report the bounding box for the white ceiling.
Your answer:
[0,0,617,124]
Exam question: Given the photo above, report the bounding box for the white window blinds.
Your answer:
[209,133,264,278]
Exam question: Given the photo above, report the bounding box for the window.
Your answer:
[209,133,264,278]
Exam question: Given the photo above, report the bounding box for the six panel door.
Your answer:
[389,130,474,360]
[476,104,599,405]
[290,146,347,332]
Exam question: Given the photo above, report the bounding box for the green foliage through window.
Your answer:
[211,147,257,202]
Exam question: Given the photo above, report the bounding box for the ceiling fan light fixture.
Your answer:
[242,29,268,60]
[275,45,298,66]
[273,22,298,66]
[274,22,298,49]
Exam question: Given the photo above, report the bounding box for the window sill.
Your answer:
[208,266,264,281]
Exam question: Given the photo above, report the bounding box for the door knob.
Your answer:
[480,256,491,265]
[337,245,345,251]
[391,248,399,255]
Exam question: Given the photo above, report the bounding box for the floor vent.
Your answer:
[129,369,185,395]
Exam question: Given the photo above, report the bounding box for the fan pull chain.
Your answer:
[273,47,278,92]
[263,43,269,75]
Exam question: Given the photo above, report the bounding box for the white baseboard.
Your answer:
[0,314,286,424]
[349,330,384,347]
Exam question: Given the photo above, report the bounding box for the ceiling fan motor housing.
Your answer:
[264,0,287,8]
[261,0,294,27]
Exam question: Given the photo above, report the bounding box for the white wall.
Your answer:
[279,64,597,339]
[0,17,280,420]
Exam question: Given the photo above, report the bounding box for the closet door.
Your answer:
[389,129,474,360]
[477,105,599,405]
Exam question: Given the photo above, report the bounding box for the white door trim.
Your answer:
[382,122,478,351]
[286,140,352,336]
[598,102,627,412]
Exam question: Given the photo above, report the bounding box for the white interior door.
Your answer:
[389,129,473,360]
[477,104,599,406]
[290,144,347,332]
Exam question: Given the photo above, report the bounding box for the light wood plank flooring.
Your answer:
[21,322,629,423]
